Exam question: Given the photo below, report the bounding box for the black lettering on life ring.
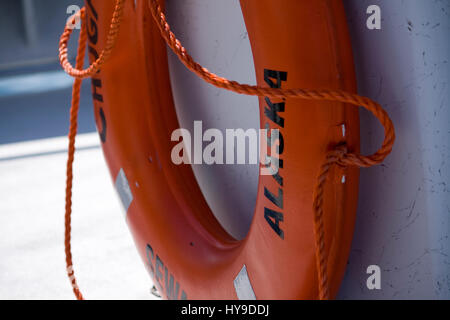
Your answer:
[263,69,287,240]
[85,0,98,20]
[98,107,106,143]
[145,243,188,300]
[86,1,106,144]
[86,0,98,45]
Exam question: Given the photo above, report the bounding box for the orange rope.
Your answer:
[60,0,395,300]
[61,0,125,300]
[63,8,88,301]
[59,0,125,79]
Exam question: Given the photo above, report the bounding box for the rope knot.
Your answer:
[327,144,348,167]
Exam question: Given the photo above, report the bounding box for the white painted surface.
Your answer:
[339,0,450,299]
[0,133,155,299]
[115,168,133,215]
[234,265,256,300]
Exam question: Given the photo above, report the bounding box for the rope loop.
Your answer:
[58,0,126,79]
[146,0,395,171]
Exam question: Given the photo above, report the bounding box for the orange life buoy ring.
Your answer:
[86,0,358,300]
[60,0,394,300]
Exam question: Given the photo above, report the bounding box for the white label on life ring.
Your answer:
[115,168,133,215]
[234,265,256,300]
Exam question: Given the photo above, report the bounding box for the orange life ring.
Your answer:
[84,0,360,299]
